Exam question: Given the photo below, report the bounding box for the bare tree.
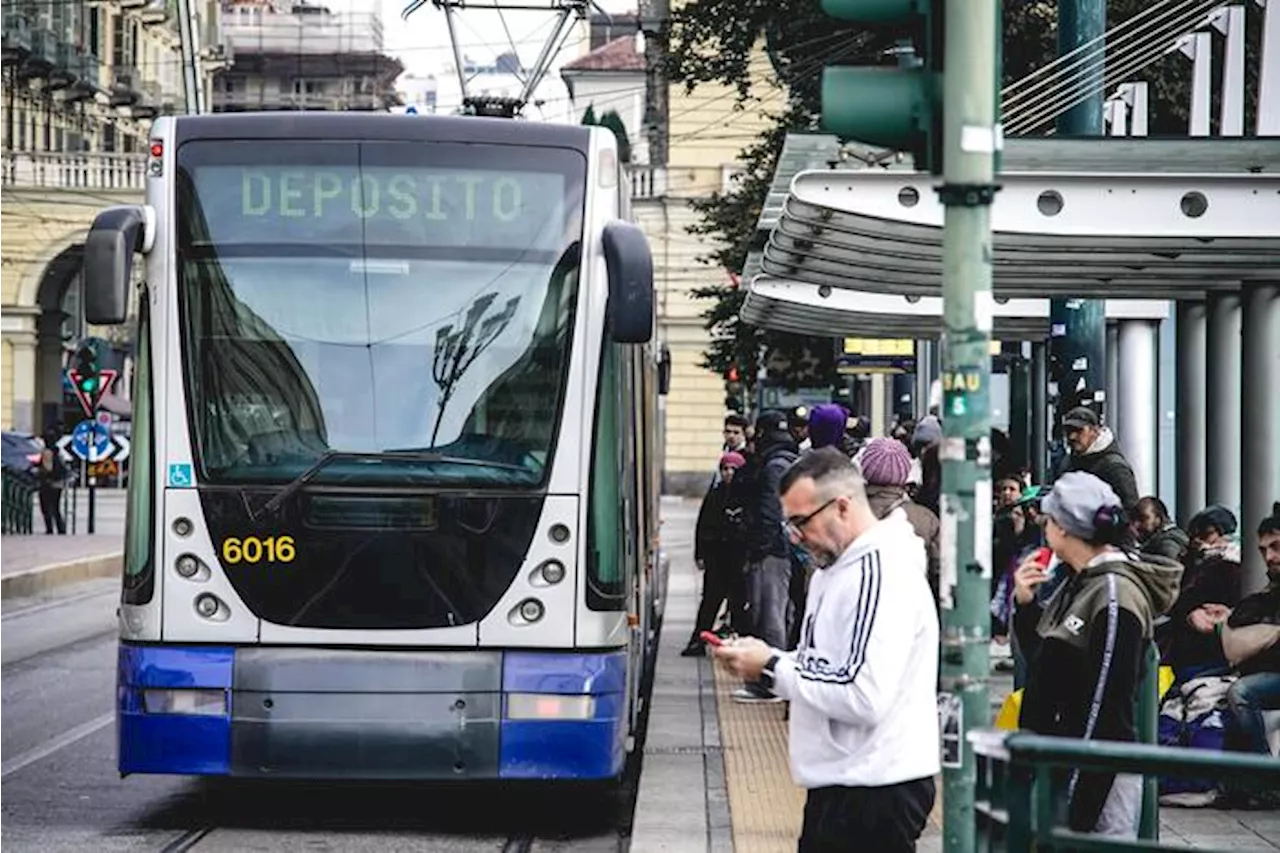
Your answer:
[430,292,520,445]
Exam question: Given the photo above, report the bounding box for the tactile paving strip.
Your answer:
[712,661,944,852]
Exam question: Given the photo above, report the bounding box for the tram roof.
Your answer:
[740,277,1170,340]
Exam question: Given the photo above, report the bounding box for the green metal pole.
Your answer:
[939,1,999,850]
[1049,0,1108,445]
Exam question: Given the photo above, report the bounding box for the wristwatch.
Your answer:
[760,654,781,692]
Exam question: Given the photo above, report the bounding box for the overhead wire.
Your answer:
[1002,0,1220,133]
[1004,0,1221,134]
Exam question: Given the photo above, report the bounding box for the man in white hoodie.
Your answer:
[714,447,940,851]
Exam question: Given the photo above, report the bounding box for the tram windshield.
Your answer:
[175,140,585,488]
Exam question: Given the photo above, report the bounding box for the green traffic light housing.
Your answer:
[73,341,102,394]
[819,0,944,174]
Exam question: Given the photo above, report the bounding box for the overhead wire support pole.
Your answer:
[938,0,999,850]
[176,0,204,114]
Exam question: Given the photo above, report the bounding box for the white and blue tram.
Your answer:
[83,113,666,781]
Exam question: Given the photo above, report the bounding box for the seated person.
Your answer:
[1159,505,1244,681]
[1200,504,1280,807]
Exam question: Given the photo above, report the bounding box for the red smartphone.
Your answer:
[699,631,724,647]
[1031,547,1053,568]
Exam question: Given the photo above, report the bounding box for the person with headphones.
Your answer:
[1012,472,1183,839]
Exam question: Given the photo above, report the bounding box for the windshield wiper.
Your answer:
[248,450,383,522]
[246,449,533,522]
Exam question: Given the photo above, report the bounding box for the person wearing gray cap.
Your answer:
[1059,406,1140,512]
[1012,471,1182,838]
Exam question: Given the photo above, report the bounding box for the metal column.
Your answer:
[1106,321,1121,436]
[1031,342,1048,484]
[1117,320,1160,498]
[1050,0,1108,432]
[938,0,999,847]
[1206,293,1242,515]
[1176,301,1208,525]
[1240,284,1280,593]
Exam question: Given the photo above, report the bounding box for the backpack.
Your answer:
[1157,674,1234,795]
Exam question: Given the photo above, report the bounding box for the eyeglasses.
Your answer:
[785,497,840,538]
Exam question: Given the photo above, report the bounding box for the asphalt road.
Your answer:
[1,577,644,852]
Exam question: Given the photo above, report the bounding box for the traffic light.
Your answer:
[820,0,943,174]
[72,344,101,397]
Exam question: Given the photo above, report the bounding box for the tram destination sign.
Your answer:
[187,164,572,252]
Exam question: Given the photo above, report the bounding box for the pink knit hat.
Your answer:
[719,451,747,469]
[859,438,912,486]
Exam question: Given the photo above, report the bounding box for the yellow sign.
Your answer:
[221,535,296,565]
[842,338,914,356]
[88,460,119,478]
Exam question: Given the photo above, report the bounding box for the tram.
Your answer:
[83,112,666,781]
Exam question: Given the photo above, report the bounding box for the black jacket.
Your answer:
[1015,552,1181,833]
[1162,545,1243,674]
[1062,431,1140,511]
[742,431,799,561]
[694,480,746,566]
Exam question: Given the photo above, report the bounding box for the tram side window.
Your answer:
[587,342,625,610]
[122,297,156,605]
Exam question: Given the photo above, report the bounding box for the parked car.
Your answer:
[1,431,41,474]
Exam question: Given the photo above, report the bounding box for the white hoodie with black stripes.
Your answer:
[770,508,941,789]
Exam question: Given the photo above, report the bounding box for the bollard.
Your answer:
[1137,641,1161,840]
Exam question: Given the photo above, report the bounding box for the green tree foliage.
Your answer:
[597,109,633,163]
[583,106,634,164]
[667,0,1263,393]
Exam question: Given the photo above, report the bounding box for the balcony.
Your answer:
[138,0,170,26]
[2,12,32,65]
[47,42,80,89]
[18,27,58,78]
[107,66,142,106]
[1,151,147,192]
[211,89,390,112]
[628,164,667,199]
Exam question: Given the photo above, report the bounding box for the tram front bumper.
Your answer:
[117,644,628,780]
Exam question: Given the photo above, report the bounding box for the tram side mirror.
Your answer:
[602,220,654,344]
[84,205,154,325]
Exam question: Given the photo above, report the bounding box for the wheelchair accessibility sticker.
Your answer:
[167,463,194,488]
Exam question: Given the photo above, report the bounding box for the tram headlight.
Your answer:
[194,593,223,619]
[172,517,194,537]
[175,554,200,578]
[513,597,545,624]
[539,560,566,585]
[548,524,571,544]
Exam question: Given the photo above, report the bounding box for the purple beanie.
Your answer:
[859,438,912,486]
[808,404,848,449]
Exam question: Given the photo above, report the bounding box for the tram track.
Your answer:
[158,826,214,853]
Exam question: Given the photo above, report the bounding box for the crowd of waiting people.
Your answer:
[689,401,1279,847]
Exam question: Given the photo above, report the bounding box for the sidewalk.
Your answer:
[631,497,1280,853]
[0,536,123,599]
[1,490,125,599]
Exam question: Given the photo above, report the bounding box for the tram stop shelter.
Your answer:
[738,134,1280,590]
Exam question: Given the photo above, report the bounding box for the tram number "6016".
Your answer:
[221,536,296,565]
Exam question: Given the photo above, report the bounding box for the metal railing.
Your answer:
[1,150,147,191]
[972,730,1280,852]
[2,470,36,534]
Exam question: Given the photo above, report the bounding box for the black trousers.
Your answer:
[692,555,740,636]
[798,777,935,853]
[39,486,65,535]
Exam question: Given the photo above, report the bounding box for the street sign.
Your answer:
[66,368,118,418]
[89,459,120,478]
[70,419,114,462]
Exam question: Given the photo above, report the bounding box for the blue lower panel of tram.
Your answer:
[117,644,628,779]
